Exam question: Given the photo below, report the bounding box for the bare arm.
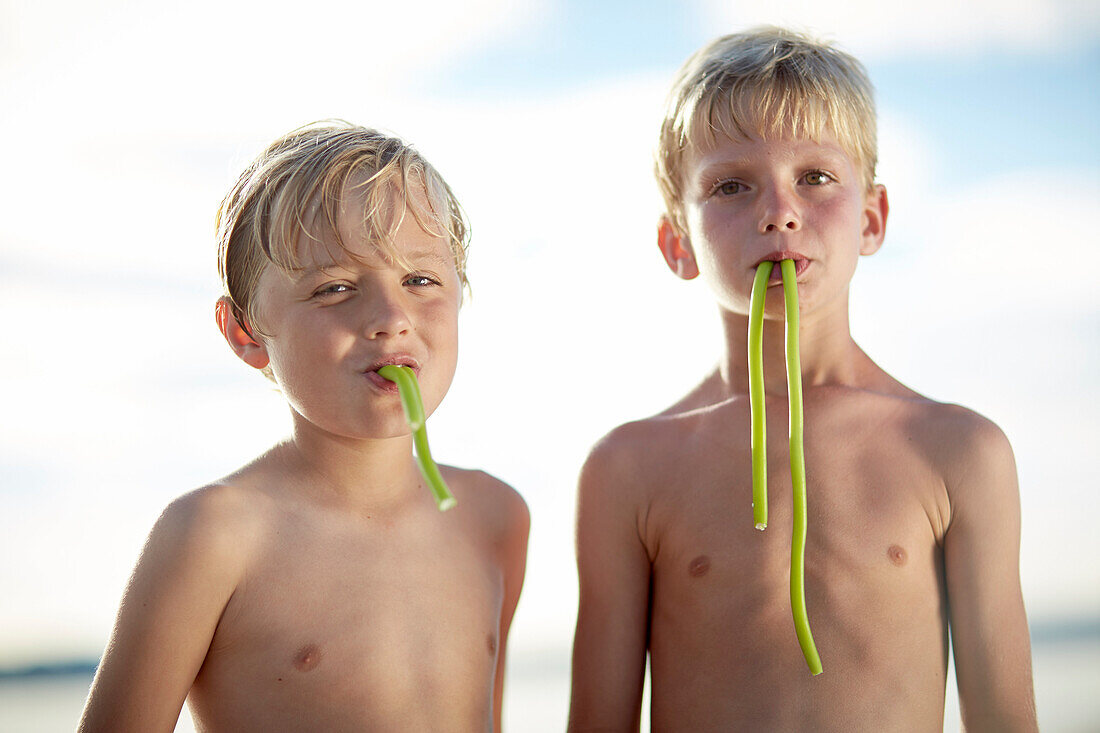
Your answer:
[78,488,247,733]
[493,485,530,733]
[942,415,1037,732]
[568,434,652,733]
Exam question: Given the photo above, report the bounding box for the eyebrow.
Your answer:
[290,250,453,280]
[696,148,849,181]
[696,158,752,180]
[289,264,337,281]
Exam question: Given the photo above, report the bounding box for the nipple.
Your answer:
[688,555,711,578]
[293,644,323,672]
[888,544,908,566]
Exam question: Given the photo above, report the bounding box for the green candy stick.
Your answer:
[748,261,773,531]
[779,259,822,675]
[379,364,425,431]
[377,365,457,512]
[748,260,822,675]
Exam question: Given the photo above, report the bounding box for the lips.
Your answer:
[363,355,421,391]
[754,252,810,283]
[365,355,420,373]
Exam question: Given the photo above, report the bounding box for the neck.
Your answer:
[272,413,422,511]
[717,292,867,398]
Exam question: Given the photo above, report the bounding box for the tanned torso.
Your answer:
[599,370,976,732]
[183,460,522,733]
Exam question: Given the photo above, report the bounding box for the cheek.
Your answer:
[696,217,747,280]
[818,194,864,235]
[267,315,351,379]
[435,312,461,375]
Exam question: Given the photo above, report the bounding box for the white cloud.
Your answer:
[5,0,547,97]
[1,0,551,151]
[856,168,1100,321]
[698,0,1100,59]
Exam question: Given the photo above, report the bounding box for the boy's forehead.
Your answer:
[285,212,453,276]
[686,130,854,173]
[259,171,459,287]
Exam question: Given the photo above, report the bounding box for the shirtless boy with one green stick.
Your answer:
[569,27,1037,732]
[79,123,529,732]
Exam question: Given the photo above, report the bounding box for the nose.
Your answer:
[363,289,412,340]
[758,187,801,234]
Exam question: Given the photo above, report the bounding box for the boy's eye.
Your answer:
[715,180,745,195]
[803,170,834,185]
[314,282,352,297]
[405,274,440,287]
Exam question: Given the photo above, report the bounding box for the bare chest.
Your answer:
[189,515,503,730]
[644,401,951,728]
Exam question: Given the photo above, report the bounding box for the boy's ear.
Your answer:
[860,184,889,256]
[657,216,699,280]
[215,297,270,370]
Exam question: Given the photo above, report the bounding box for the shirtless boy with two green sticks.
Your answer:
[569,27,1037,732]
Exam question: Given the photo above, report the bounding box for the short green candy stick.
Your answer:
[411,425,455,512]
[378,364,424,431]
[377,365,457,512]
[779,259,822,676]
[748,261,773,531]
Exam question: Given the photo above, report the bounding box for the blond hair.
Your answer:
[217,121,469,342]
[656,26,877,231]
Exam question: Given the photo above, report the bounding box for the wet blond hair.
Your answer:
[656,26,878,231]
[217,121,469,342]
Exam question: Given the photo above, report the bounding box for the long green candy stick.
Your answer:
[748,261,773,531]
[780,259,822,675]
[376,365,457,512]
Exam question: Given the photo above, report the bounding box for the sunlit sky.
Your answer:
[1,0,1098,669]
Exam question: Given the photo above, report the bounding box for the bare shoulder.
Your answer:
[854,363,1014,471]
[78,480,268,731]
[150,444,304,571]
[902,397,1013,466]
[581,407,709,505]
[148,480,268,573]
[891,395,1017,508]
[937,404,1017,505]
[442,465,530,538]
